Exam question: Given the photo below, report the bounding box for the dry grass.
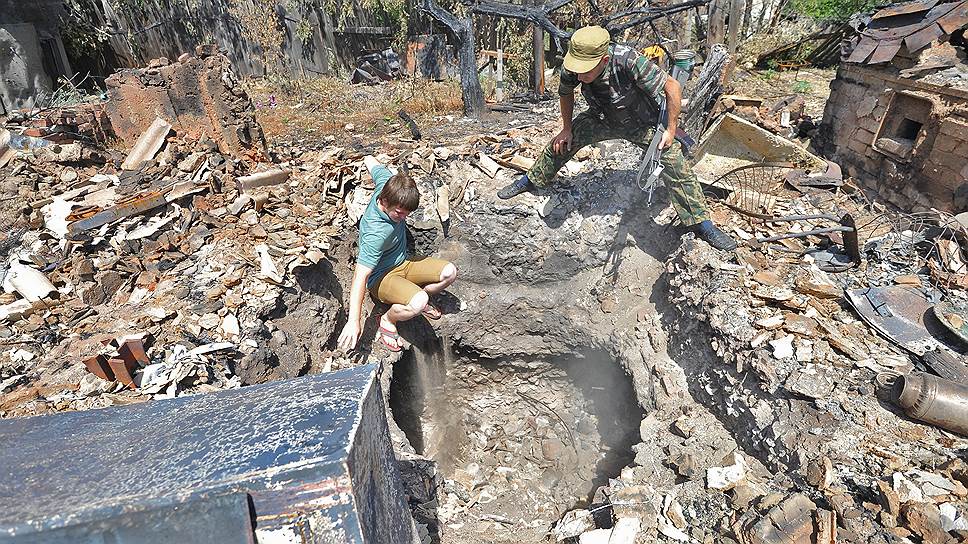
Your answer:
[246,76,465,143]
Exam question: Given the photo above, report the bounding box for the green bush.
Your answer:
[787,0,879,23]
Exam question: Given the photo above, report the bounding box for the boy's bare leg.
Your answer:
[379,291,429,349]
[422,263,457,296]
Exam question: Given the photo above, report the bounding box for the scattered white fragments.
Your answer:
[3,261,56,302]
[707,452,749,491]
[940,502,968,532]
[657,494,692,542]
[135,342,239,398]
[608,517,641,544]
[552,509,594,541]
[578,528,611,544]
[255,243,284,284]
[769,334,795,360]
[476,152,500,178]
[221,313,240,337]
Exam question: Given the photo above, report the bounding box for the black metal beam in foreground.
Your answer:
[0,364,414,544]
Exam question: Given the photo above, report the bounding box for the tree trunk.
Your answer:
[420,0,486,117]
[706,0,727,47]
[726,0,743,53]
[741,0,753,38]
[682,43,731,139]
[457,15,487,117]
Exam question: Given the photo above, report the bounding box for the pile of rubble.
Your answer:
[2,40,967,544]
[0,52,356,417]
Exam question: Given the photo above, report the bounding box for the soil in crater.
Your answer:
[391,342,644,543]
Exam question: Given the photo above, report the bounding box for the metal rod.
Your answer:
[766,214,839,223]
[756,226,853,242]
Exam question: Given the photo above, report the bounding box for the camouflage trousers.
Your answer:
[527,111,710,226]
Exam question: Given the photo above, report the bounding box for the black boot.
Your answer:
[690,220,737,251]
[497,174,536,199]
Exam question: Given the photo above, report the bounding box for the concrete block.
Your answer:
[932,135,959,154]
[940,119,968,141]
[857,115,881,133]
[0,364,414,544]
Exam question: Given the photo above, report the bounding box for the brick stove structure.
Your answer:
[104,46,268,162]
[815,0,968,212]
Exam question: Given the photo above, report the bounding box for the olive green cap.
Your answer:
[563,26,610,73]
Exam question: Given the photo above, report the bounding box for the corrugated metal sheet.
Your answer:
[846,0,968,64]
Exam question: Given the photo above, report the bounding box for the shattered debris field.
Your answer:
[2,15,968,544]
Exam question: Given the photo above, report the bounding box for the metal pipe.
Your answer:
[756,226,853,242]
[893,372,968,436]
[766,214,839,223]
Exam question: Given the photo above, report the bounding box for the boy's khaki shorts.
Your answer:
[370,256,450,306]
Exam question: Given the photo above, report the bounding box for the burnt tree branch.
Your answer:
[606,0,712,32]
[470,0,572,40]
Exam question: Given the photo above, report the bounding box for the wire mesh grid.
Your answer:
[927,211,968,294]
[708,162,795,219]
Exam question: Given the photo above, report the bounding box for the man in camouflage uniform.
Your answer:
[497,26,736,250]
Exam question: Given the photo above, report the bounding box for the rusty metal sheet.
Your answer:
[872,0,940,20]
[904,22,944,51]
[868,40,904,64]
[938,9,968,33]
[67,190,168,234]
[846,37,879,63]
[865,1,965,40]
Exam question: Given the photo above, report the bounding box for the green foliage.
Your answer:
[295,18,314,44]
[228,0,285,72]
[787,0,879,23]
[495,19,532,91]
[60,0,111,60]
[792,80,812,93]
[758,68,778,80]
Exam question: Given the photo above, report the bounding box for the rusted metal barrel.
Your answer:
[894,372,968,436]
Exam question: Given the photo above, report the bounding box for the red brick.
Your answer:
[118,339,150,366]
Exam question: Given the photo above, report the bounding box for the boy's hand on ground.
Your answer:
[362,155,381,172]
[337,320,362,351]
[552,128,574,155]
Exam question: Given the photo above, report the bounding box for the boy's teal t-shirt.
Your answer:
[357,165,408,287]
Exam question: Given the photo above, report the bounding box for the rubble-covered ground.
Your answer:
[1,52,967,544]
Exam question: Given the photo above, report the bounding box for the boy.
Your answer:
[337,156,458,352]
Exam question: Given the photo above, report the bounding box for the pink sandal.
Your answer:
[378,325,403,352]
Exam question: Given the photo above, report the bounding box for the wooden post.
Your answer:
[707,0,727,47]
[726,0,743,53]
[496,48,505,102]
[533,25,545,96]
